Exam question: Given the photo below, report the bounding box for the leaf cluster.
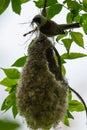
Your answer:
[0,0,30,15]
[0,56,27,118]
[0,68,20,118]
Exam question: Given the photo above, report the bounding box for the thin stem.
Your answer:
[43,0,47,10]
[62,3,69,11]
[78,0,82,4]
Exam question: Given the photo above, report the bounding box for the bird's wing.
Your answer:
[40,20,65,36]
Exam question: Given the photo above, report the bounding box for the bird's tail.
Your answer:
[60,23,80,30]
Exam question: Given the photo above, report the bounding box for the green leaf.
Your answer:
[47,0,57,6]
[66,12,73,24]
[62,65,66,75]
[67,111,74,119]
[46,0,57,6]
[70,32,84,48]
[62,38,73,53]
[34,0,57,8]
[61,59,66,65]
[0,0,10,14]
[61,52,87,60]
[34,0,44,8]
[69,100,85,112]
[47,3,62,19]
[83,0,87,6]
[81,14,87,34]
[1,68,20,79]
[11,0,21,14]
[0,0,5,9]
[63,116,70,126]
[12,105,18,118]
[8,85,16,93]
[12,56,27,67]
[1,92,16,111]
[66,1,81,20]
[20,0,29,4]
[66,1,81,11]
[82,0,87,12]
[0,119,20,130]
[68,90,72,103]
[0,77,18,87]
[74,14,81,23]
[56,32,68,41]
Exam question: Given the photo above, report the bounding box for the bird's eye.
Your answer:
[34,17,41,23]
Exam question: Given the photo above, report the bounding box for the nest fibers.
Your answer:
[16,35,69,130]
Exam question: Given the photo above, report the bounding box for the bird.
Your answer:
[31,14,80,37]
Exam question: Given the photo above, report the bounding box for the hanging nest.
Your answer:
[16,34,69,130]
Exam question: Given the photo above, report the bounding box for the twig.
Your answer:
[78,0,82,4]
[41,0,47,17]
[23,27,37,37]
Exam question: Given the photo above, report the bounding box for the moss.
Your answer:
[16,35,69,130]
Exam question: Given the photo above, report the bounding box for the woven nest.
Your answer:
[16,35,69,130]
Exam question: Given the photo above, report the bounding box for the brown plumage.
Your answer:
[32,15,80,37]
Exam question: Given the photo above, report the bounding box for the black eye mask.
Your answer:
[33,17,41,24]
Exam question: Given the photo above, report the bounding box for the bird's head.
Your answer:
[31,15,47,27]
